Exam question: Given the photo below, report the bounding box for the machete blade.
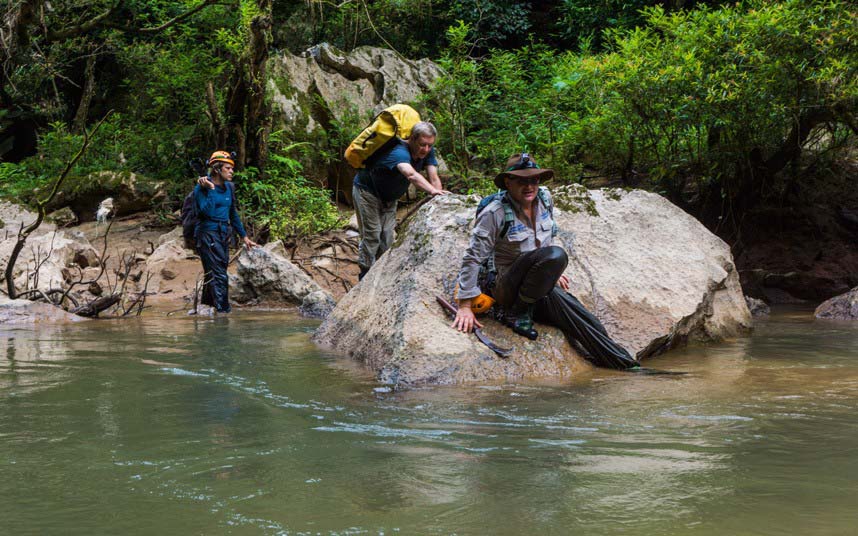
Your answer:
[435,295,513,359]
[474,328,513,358]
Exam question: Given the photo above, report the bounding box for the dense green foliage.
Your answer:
[237,137,342,238]
[1,0,342,239]
[428,0,857,219]
[556,2,856,211]
[1,0,855,239]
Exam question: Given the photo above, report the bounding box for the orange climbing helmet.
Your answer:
[207,150,235,167]
[453,282,496,315]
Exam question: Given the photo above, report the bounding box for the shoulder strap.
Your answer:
[226,181,238,208]
[537,187,552,214]
[498,192,515,239]
[537,187,558,237]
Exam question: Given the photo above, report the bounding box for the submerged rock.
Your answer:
[814,287,858,320]
[745,296,770,317]
[314,190,752,387]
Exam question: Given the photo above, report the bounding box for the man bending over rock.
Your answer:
[352,121,450,279]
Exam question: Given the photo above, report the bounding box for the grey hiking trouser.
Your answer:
[353,184,397,271]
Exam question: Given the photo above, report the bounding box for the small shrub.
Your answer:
[237,140,342,239]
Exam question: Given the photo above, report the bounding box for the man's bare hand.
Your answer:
[452,305,483,333]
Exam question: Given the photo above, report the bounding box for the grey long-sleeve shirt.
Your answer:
[457,189,556,300]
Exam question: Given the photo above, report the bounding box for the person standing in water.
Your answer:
[194,150,257,313]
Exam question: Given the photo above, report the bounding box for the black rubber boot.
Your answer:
[504,300,538,340]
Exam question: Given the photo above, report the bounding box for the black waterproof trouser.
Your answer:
[197,225,232,313]
[494,247,638,370]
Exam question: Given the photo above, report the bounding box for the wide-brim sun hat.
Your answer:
[494,153,554,189]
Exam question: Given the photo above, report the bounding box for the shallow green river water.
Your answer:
[1,309,857,535]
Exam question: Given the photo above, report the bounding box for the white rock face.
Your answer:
[0,201,56,237]
[551,187,751,356]
[157,226,184,246]
[268,44,443,134]
[232,244,336,316]
[0,206,100,295]
[314,190,752,387]
[144,239,198,294]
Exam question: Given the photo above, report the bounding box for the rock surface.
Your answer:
[300,289,337,319]
[736,205,858,303]
[267,44,444,199]
[143,238,199,295]
[268,43,442,135]
[0,201,56,237]
[40,171,166,221]
[232,244,336,316]
[314,189,752,387]
[745,296,770,317]
[46,207,78,227]
[0,209,101,295]
[0,296,89,324]
[814,286,858,320]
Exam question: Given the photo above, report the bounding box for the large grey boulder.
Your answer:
[268,43,443,135]
[232,244,336,317]
[814,287,858,320]
[314,189,752,387]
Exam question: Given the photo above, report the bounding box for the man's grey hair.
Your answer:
[409,121,437,140]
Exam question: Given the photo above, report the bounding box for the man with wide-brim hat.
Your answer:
[493,153,554,189]
[449,152,638,370]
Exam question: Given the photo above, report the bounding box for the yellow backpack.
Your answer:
[344,104,421,169]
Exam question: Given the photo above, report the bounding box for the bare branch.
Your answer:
[4,111,111,298]
[45,1,123,42]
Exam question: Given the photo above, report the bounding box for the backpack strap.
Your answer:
[226,181,238,208]
[537,187,558,238]
[498,193,515,240]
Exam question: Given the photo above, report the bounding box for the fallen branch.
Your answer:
[71,293,121,317]
[299,254,360,264]
[315,264,352,292]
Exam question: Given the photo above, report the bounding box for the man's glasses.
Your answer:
[511,176,540,186]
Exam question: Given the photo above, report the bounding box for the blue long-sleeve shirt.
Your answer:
[194,183,247,238]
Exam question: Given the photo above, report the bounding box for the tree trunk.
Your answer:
[205,80,226,147]
[220,0,271,172]
[244,0,272,173]
[71,293,121,317]
[72,53,96,133]
[0,0,40,105]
